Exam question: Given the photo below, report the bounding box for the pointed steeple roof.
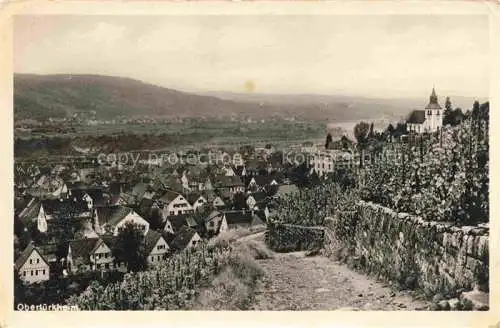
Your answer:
[425,87,442,109]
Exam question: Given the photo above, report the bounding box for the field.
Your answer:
[14,119,332,159]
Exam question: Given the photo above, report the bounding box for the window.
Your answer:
[105,263,109,269]
[30,270,33,276]
[42,270,45,275]
[105,253,109,258]
[36,258,40,264]
[35,270,38,276]
[23,271,26,277]
[157,255,161,261]
[29,259,32,264]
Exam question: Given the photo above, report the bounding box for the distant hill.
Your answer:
[14,74,484,123]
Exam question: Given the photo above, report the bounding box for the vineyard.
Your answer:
[271,110,489,226]
[66,244,232,310]
[268,183,359,226]
[361,114,489,224]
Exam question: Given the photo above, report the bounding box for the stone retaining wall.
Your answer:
[323,201,489,297]
[266,223,325,253]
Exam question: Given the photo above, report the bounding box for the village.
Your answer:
[12,88,458,284]
[13,85,490,311]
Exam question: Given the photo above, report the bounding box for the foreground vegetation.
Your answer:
[66,231,269,310]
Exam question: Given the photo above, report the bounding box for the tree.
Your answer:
[451,108,465,126]
[191,206,209,238]
[443,96,453,125]
[479,101,489,122]
[353,122,370,168]
[368,122,375,139]
[112,222,147,272]
[325,133,333,150]
[232,192,247,210]
[386,124,395,142]
[239,145,255,160]
[340,135,352,150]
[472,100,481,120]
[148,207,164,230]
[394,122,407,137]
[289,161,310,188]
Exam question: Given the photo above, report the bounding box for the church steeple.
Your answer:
[425,87,441,109]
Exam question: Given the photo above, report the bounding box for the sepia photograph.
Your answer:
[10,9,491,316]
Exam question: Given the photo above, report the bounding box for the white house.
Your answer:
[406,88,444,134]
[160,191,193,216]
[144,230,170,265]
[15,243,51,284]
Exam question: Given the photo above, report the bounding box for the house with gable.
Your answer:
[170,227,203,252]
[66,236,122,273]
[159,190,193,216]
[221,210,265,231]
[144,230,170,265]
[202,190,226,210]
[166,214,198,234]
[15,243,51,284]
[94,205,150,236]
[17,197,72,233]
[187,193,208,212]
[247,175,279,192]
[217,176,245,195]
[204,210,225,235]
[246,192,268,210]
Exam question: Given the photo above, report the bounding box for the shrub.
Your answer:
[194,268,251,310]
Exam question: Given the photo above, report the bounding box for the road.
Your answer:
[245,232,431,311]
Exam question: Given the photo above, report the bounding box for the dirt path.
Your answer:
[247,234,432,311]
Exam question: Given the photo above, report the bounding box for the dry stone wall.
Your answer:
[323,201,489,297]
[266,223,325,253]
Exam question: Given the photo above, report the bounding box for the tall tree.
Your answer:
[443,96,453,125]
[451,108,465,126]
[386,124,395,142]
[353,122,370,168]
[368,122,375,139]
[325,133,333,150]
[472,100,481,119]
[112,222,147,272]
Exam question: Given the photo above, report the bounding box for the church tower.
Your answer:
[424,87,443,132]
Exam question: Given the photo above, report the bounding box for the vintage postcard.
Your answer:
[1,1,499,327]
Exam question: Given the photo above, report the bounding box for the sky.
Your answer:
[14,15,489,98]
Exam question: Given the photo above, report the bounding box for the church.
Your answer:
[406,88,443,134]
